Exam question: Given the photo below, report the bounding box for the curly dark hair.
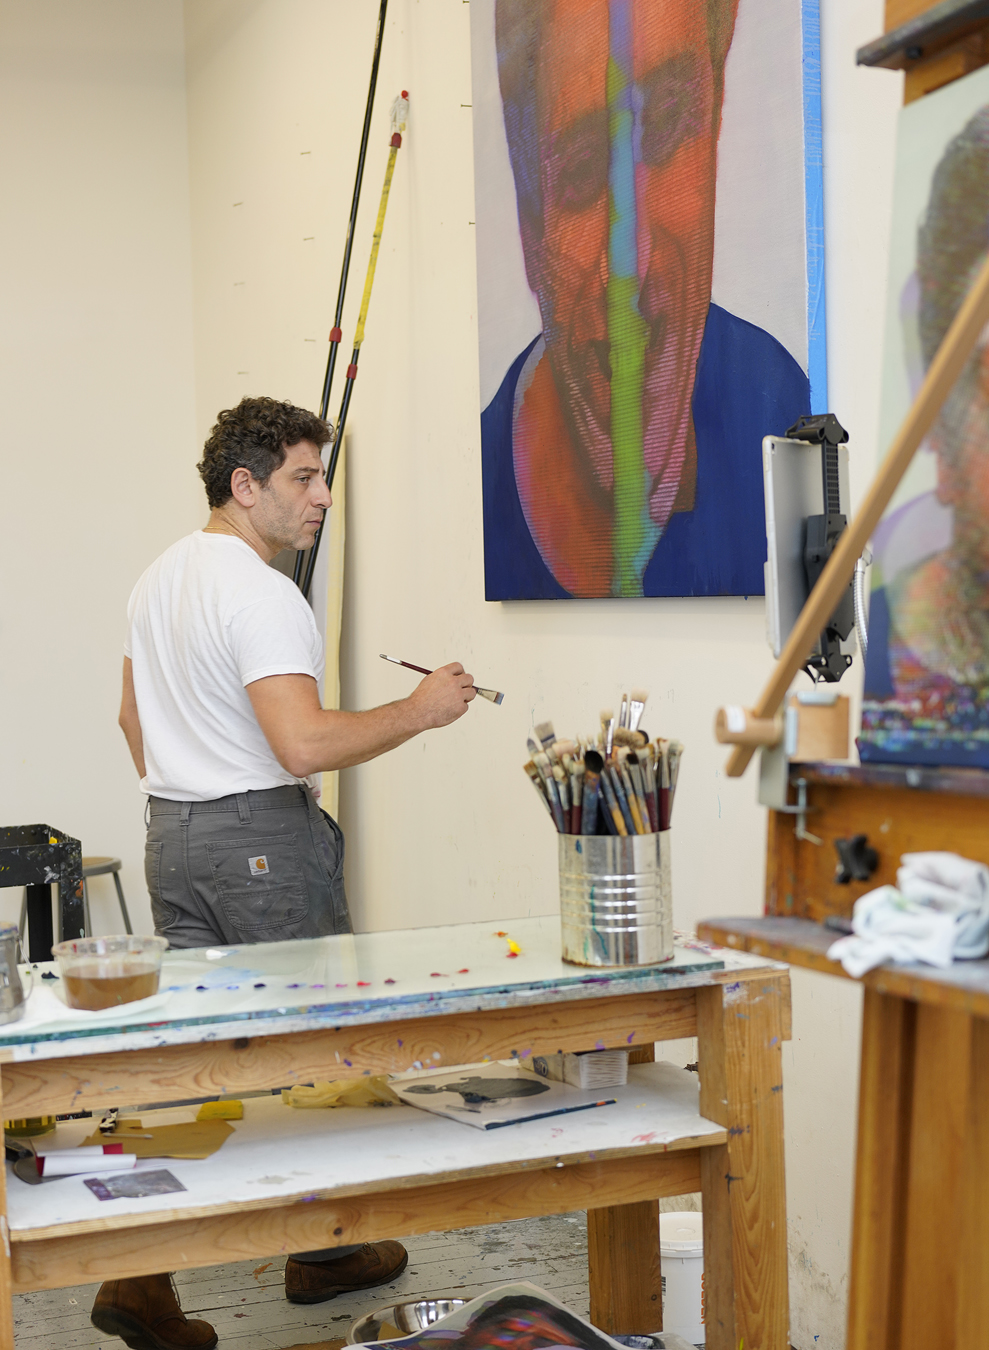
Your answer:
[197,396,332,509]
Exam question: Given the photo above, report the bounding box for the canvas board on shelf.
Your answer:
[860,64,989,769]
[471,0,826,599]
[390,1061,617,1130]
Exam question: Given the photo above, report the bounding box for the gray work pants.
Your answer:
[146,784,350,947]
[146,783,356,1263]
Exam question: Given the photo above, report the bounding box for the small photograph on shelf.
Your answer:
[391,1061,617,1130]
[861,64,989,768]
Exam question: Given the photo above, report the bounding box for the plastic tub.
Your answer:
[660,1210,704,1345]
[51,935,167,1010]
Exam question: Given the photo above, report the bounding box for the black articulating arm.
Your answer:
[787,414,855,682]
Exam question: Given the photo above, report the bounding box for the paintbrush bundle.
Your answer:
[522,695,683,836]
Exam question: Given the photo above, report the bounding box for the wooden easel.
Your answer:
[704,9,989,1347]
[716,0,989,780]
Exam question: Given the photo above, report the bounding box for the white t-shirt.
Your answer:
[125,531,323,802]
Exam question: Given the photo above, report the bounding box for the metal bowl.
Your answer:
[348,1297,469,1344]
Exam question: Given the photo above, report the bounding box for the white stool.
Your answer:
[81,857,133,935]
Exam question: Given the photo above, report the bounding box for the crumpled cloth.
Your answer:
[827,851,989,978]
[281,1076,401,1108]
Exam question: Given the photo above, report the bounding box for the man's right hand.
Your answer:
[409,662,477,728]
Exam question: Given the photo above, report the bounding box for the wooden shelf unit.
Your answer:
[0,925,793,1350]
[857,0,989,102]
[701,760,989,976]
[698,763,989,1350]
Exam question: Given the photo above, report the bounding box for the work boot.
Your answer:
[91,1272,217,1350]
[285,1240,409,1304]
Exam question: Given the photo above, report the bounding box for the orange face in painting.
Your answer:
[933,338,989,575]
[506,0,733,530]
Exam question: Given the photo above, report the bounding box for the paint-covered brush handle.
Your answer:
[598,770,627,836]
[380,654,432,675]
[581,769,601,836]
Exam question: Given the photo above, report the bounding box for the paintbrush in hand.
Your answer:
[380,654,505,704]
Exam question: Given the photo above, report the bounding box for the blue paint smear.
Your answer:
[607,0,637,281]
[481,308,809,599]
[802,0,827,412]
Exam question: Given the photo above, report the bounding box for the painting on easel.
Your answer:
[861,66,989,768]
[470,0,825,599]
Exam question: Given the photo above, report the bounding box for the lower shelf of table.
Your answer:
[699,914,989,1018]
[8,1062,723,1292]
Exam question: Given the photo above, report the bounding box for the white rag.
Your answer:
[826,851,989,978]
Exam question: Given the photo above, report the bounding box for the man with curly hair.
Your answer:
[94,396,474,1348]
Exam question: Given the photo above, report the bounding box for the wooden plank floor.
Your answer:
[11,1212,591,1350]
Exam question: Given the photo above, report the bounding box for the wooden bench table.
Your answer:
[0,916,792,1350]
[701,762,989,1350]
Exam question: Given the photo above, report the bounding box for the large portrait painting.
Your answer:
[860,65,989,768]
[471,0,826,599]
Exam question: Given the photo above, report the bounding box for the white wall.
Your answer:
[781,7,902,1345]
[0,1,902,1343]
[0,0,199,937]
[182,4,900,1345]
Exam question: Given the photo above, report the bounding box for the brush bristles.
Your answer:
[613,727,647,748]
[476,687,504,704]
[600,709,614,724]
[534,720,555,744]
[630,688,649,704]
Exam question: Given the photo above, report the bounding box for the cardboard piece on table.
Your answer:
[197,1100,243,1120]
[81,1118,234,1159]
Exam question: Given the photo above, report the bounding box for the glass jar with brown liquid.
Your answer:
[51,936,168,1010]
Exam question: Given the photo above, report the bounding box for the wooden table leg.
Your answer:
[587,1201,663,1335]
[0,1073,15,1350]
[588,1043,662,1334]
[957,1013,989,1343]
[846,989,916,1350]
[697,975,789,1350]
[900,1004,973,1350]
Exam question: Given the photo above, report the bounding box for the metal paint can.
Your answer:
[558,832,673,967]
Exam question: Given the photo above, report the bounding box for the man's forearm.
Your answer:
[247,667,476,778]
[119,657,147,778]
[291,699,428,775]
[119,709,147,777]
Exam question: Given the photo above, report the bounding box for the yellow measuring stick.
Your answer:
[354,93,407,348]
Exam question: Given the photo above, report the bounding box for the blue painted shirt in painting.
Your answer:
[480,303,811,599]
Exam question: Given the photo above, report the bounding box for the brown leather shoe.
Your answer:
[285,1241,409,1304]
[91,1273,218,1350]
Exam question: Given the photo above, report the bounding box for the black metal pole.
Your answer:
[301,348,360,600]
[294,0,389,588]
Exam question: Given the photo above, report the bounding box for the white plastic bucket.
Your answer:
[660,1210,704,1345]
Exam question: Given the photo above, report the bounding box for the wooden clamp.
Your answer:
[720,249,989,778]
[714,706,781,747]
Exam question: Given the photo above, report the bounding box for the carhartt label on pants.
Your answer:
[248,855,269,877]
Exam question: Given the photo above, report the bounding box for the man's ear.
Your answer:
[229,466,257,508]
